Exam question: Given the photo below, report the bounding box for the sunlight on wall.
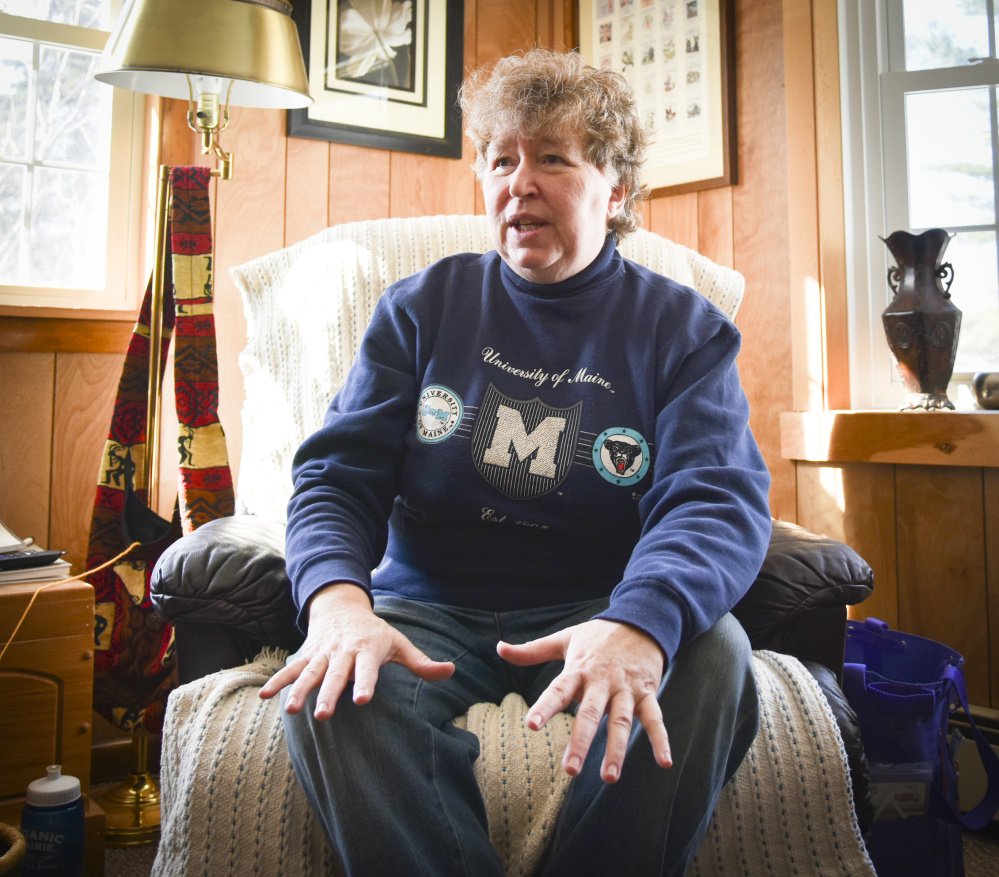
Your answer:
[792,272,828,411]
[818,465,845,514]
[805,275,826,411]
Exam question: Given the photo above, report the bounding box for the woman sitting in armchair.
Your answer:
[259,47,772,877]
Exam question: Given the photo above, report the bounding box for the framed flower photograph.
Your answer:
[288,0,464,158]
[578,0,736,194]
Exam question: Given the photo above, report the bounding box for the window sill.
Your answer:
[0,313,135,355]
[780,410,999,468]
[0,305,135,321]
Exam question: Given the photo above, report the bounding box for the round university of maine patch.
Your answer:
[416,384,463,443]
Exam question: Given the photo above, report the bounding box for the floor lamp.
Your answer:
[92,0,311,844]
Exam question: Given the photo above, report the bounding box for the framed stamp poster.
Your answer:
[578,0,736,194]
[288,0,464,158]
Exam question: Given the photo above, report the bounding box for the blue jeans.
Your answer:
[281,596,758,877]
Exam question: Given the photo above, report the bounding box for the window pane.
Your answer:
[35,43,110,168]
[0,0,110,29]
[949,231,999,372]
[905,88,994,229]
[902,0,989,71]
[0,37,32,161]
[30,165,106,288]
[0,163,27,282]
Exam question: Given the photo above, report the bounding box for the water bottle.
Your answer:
[20,765,85,877]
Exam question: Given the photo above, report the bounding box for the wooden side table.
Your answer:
[0,579,104,876]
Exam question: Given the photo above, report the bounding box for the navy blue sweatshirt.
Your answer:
[286,237,771,662]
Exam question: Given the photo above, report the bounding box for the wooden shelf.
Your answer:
[0,315,133,354]
[780,410,999,467]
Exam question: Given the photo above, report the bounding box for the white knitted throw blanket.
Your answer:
[152,650,874,877]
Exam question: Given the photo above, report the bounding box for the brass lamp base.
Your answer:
[92,730,161,846]
[93,772,161,846]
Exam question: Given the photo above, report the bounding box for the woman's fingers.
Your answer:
[392,635,456,683]
[503,619,668,782]
[524,669,580,732]
[561,684,610,776]
[283,653,332,714]
[259,607,453,719]
[349,649,382,705]
[636,693,672,769]
[314,652,357,717]
[497,631,568,667]
[258,656,308,700]
[599,690,636,782]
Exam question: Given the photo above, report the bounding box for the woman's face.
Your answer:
[482,130,628,285]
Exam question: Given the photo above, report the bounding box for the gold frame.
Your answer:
[577,0,736,195]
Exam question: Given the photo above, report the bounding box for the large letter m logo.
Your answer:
[471,384,582,500]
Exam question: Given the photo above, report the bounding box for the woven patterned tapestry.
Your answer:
[88,166,234,733]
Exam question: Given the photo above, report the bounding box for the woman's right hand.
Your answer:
[258,583,455,720]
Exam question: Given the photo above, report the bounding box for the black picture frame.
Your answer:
[288,0,464,159]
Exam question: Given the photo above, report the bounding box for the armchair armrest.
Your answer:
[731,519,874,678]
[152,516,874,682]
[151,516,303,681]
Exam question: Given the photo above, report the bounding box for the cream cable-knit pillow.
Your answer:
[230,215,746,521]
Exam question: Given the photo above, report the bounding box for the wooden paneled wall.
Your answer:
[1,0,802,577]
[795,462,999,708]
[0,333,127,575]
[782,411,999,709]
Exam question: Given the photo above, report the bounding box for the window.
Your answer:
[840,0,999,409]
[0,0,143,310]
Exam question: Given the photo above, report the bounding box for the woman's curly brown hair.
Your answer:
[459,48,649,239]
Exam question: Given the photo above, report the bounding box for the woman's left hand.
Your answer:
[497,619,672,783]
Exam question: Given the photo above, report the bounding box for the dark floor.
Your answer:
[104,841,157,877]
[964,823,999,876]
[102,825,999,876]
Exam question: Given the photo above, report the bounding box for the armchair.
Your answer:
[150,215,876,876]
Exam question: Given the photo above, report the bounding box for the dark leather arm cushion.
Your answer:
[731,518,873,647]
[151,515,301,652]
[153,516,873,660]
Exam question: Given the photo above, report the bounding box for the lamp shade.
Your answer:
[95,0,312,109]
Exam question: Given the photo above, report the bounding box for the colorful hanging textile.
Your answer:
[171,167,235,534]
[88,166,234,733]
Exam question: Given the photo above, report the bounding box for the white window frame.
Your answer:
[0,4,144,311]
[839,0,999,409]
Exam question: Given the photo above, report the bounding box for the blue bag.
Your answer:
[844,618,999,877]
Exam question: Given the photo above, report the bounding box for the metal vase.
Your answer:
[881,228,962,410]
